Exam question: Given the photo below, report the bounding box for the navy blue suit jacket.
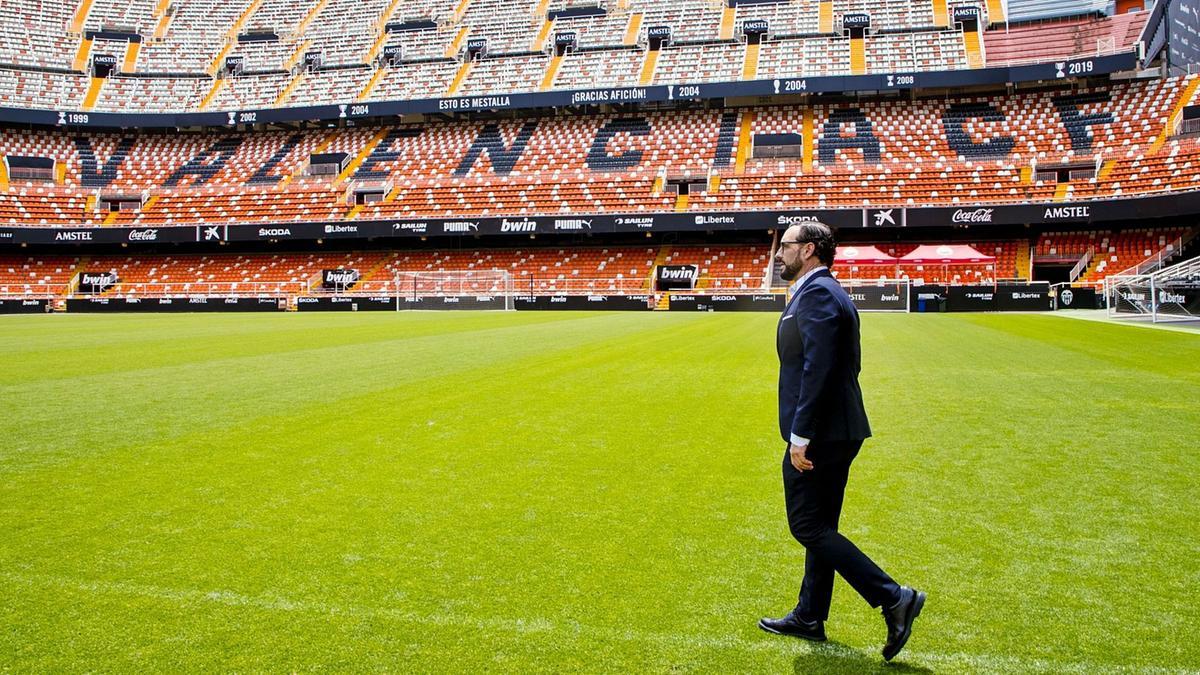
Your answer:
[776,268,872,443]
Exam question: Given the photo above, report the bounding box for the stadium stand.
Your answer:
[0,254,81,297]
[983,12,1149,65]
[0,0,1151,112]
[2,229,1189,302]
[1078,228,1190,281]
[1,74,1197,229]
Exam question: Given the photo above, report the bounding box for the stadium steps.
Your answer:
[1053,183,1071,202]
[102,211,119,226]
[1147,77,1200,156]
[0,155,8,190]
[374,0,404,33]
[645,246,672,290]
[818,0,834,33]
[963,28,985,69]
[850,37,865,75]
[274,71,306,106]
[451,0,471,23]
[985,0,1006,24]
[151,0,173,40]
[364,31,390,65]
[152,12,173,40]
[803,109,815,172]
[121,40,141,73]
[533,17,553,51]
[734,111,755,175]
[65,257,90,297]
[207,42,234,77]
[284,40,313,71]
[345,204,364,220]
[358,68,386,101]
[1016,240,1032,280]
[655,293,671,310]
[335,128,392,185]
[69,0,94,34]
[72,37,93,71]
[674,192,689,211]
[296,0,332,36]
[623,13,642,46]
[539,54,562,91]
[358,252,399,285]
[448,61,474,95]
[1096,160,1117,181]
[198,79,227,110]
[742,42,760,80]
[932,0,950,27]
[719,6,736,40]
[227,0,262,39]
[81,77,105,111]
[638,48,660,86]
[445,26,470,58]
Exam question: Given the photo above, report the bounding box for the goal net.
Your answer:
[391,269,516,310]
[1107,256,1200,323]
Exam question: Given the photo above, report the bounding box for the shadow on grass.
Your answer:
[792,640,934,674]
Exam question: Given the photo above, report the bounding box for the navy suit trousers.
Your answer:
[782,440,901,619]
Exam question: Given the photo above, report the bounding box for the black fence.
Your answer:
[913,284,1051,312]
[0,298,50,313]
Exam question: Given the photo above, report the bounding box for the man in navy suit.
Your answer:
[758,222,925,662]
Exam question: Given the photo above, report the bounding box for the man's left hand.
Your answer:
[789,443,814,472]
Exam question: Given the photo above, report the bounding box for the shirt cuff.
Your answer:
[790,434,809,447]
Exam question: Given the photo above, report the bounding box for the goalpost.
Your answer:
[390,269,516,310]
[1107,256,1200,323]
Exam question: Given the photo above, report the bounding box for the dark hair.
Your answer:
[798,222,837,267]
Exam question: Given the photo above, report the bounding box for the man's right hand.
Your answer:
[789,443,814,472]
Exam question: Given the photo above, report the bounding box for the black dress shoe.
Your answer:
[881,586,926,661]
[758,610,827,641]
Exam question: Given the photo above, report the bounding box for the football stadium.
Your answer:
[1,0,1199,670]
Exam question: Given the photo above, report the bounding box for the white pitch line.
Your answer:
[2,572,1196,674]
[1047,309,1200,335]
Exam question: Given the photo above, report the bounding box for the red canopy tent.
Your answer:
[898,244,996,285]
[899,245,995,264]
[835,245,898,265]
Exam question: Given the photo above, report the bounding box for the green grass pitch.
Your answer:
[1,311,1197,672]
